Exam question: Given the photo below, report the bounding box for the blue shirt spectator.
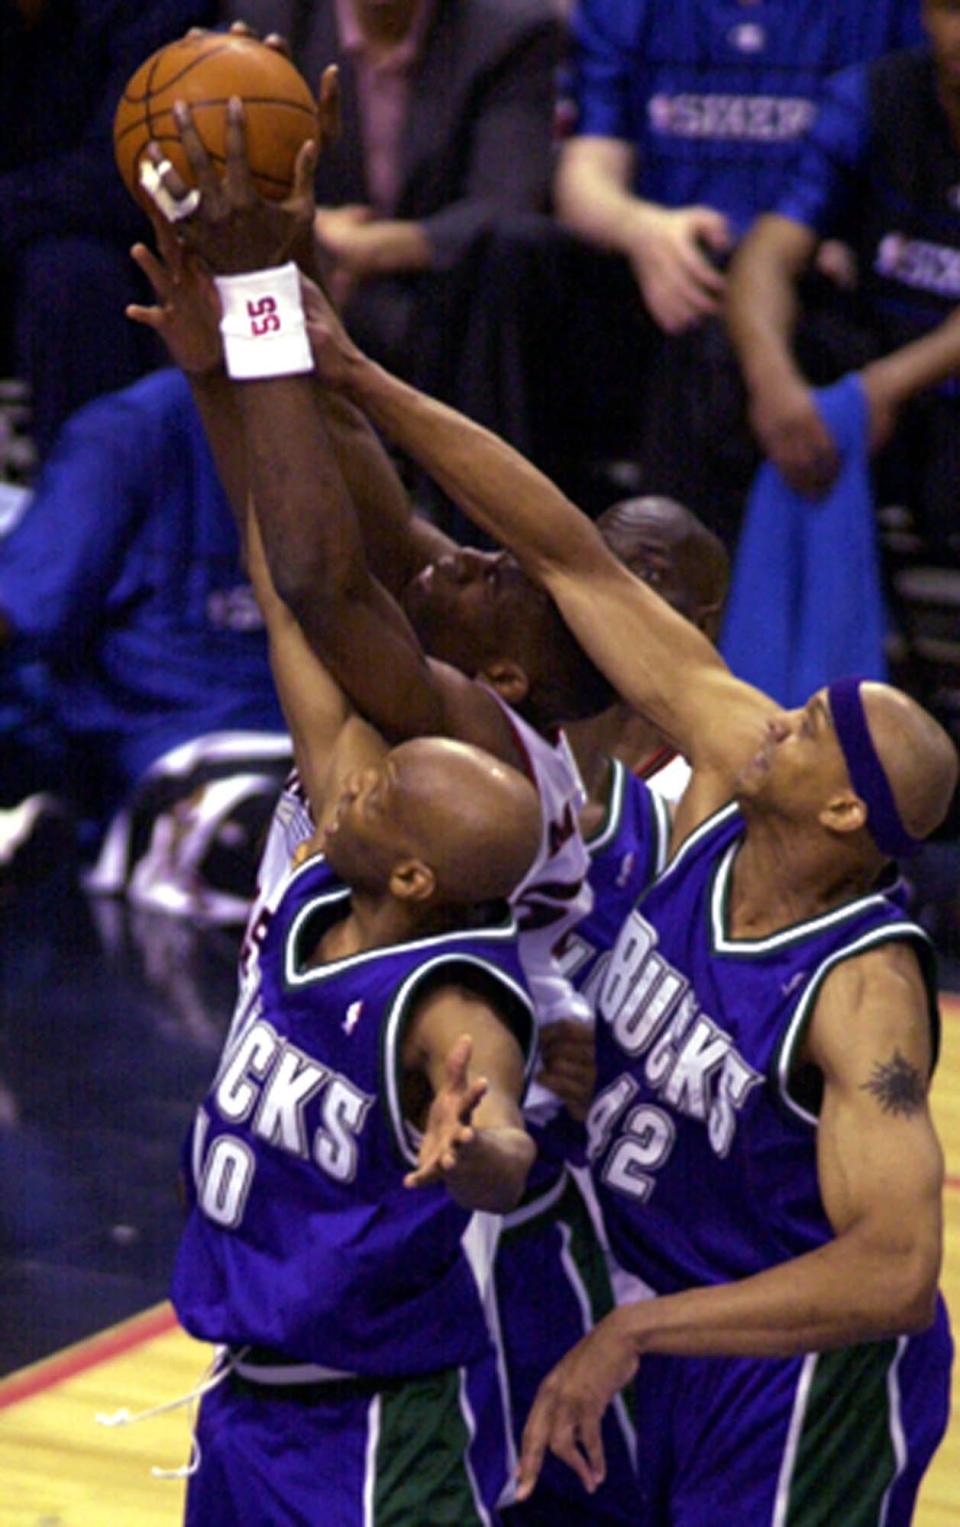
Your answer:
[727,11,960,553]
[567,0,923,237]
[0,369,285,834]
[774,48,960,349]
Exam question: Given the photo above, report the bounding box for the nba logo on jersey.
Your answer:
[343,1000,363,1035]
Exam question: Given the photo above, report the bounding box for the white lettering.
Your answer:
[254,1045,328,1156]
[662,1015,731,1118]
[708,1051,764,1156]
[216,1021,278,1121]
[199,1136,256,1227]
[314,1078,373,1183]
[603,1105,676,1202]
[586,1073,638,1162]
[648,93,815,144]
[875,232,960,300]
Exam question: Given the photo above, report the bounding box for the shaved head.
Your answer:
[388,737,542,905]
[596,496,730,637]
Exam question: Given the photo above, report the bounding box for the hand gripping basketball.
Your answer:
[114,26,336,208]
[141,89,321,278]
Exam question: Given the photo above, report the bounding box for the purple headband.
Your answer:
[827,676,920,860]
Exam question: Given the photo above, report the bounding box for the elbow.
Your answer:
[892,1274,939,1336]
[875,1251,940,1337]
[270,558,323,625]
[271,549,361,633]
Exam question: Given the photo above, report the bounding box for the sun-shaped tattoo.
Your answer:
[860,1049,926,1118]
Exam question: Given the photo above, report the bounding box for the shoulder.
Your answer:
[809,936,936,1079]
[401,942,537,1059]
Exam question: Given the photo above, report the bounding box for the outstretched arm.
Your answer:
[306,297,773,802]
[402,996,535,1213]
[516,943,943,1499]
[136,100,513,762]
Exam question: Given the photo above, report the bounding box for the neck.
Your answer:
[314,887,447,965]
[729,811,880,938]
[568,704,668,807]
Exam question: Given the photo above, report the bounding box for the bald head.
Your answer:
[596,496,730,639]
[858,683,959,843]
[389,737,541,905]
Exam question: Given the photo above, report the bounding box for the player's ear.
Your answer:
[389,857,436,903]
[819,790,867,837]
[481,659,530,707]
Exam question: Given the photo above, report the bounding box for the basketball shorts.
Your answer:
[185,1347,511,1526]
[629,1295,952,1526]
[495,1166,640,1526]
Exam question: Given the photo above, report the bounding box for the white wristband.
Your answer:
[215,262,314,380]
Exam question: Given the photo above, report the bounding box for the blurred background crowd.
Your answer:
[1,0,959,957]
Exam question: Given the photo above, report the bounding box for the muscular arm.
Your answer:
[236,370,515,758]
[625,945,941,1354]
[314,325,771,802]
[243,511,385,826]
[402,988,535,1212]
[190,369,449,598]
[517,942,943,1498]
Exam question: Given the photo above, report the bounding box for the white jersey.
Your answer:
[645,750,691,806]
[486,692,593,1030]
[229,768,314,1049]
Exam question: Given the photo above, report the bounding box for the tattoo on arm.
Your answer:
[859,1049,927,1118]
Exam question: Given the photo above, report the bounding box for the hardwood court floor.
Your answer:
[1,873,959,1524]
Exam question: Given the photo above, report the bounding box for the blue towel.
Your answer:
[719,372,888,706]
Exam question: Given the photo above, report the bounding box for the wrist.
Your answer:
[622,198,667,258]
[614,1296,656,1358]
[215,263,314,381]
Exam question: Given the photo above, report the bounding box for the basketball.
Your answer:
[113,32,318,209]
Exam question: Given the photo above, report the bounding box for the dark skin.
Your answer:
[290,298,955,1499]
[145,93,607,777]
[541,497,729,1116]
[127,38,539,1218]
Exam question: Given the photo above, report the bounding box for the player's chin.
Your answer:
[733,757,771,800]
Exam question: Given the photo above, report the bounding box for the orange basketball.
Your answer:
[113,32,318,209]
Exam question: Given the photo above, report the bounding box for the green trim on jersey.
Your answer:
[500,1170,615,1322]
[777,1340,905,1526]
[380,954,537,1168]
[772,926,941,1127]
[372,1366,488,1526]
[709,843,891,959]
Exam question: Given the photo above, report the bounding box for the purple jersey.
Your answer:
[173,852,536,1376]
[559,759,673,1017]
[589,800,940,1295]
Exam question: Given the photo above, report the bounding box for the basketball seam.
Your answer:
[114,97,317,148]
